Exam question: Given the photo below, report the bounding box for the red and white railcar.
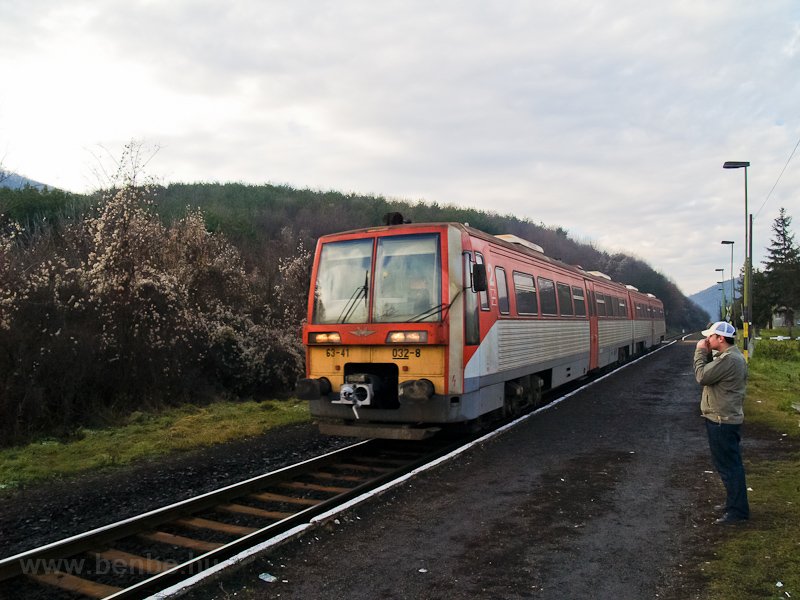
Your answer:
[297,220,666,439]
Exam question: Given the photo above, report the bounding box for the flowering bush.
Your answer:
[0,184,308,446]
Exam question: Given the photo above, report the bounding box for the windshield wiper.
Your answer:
[338,271,369,323]
[407,303,446,322]
[406,289,462,322]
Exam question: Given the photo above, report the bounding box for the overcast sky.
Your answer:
[2,1,799,295]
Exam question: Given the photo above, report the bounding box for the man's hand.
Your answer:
[696,338,710,352]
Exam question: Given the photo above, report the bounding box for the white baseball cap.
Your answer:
[701,321,736,338]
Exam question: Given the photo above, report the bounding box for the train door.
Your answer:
[585,280,599,370]
[460,249,483,397]
[463,252,480,348]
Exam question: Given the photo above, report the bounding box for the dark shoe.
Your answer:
[715,513,748,525]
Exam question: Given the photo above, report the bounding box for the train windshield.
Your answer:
[373,234,441,322]
[312,234,442,324]
[312,239,372,324]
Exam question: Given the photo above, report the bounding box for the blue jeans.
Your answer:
[705,420,750,518]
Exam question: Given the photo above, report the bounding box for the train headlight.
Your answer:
[309,332,342,344]
[386,331,428,344]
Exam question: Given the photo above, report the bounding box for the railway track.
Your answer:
[0,437,467,599]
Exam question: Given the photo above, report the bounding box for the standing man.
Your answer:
[693,321,750,524]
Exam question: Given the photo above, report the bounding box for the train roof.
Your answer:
[459,225,661,301]
[316,221,662,303]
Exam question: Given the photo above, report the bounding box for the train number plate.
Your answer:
[390,347,423,360]
[324,348,352,358]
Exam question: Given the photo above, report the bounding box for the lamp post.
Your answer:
[721,240,735,324]
[715,269,726,319]
[723,161,751,360]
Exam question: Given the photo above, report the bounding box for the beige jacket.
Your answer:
[693,345,748,424]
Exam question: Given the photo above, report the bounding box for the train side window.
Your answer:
[513,272,538,315]
[475,253,489,311]
[556,282,573,316]
[596,292,607,317]
[619,298,627,317]
[538,277,557,315]
[496,267,510,315]
[572,287,587,316]
[607,295,617,317]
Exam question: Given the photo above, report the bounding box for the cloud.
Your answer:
[1,0,799,295]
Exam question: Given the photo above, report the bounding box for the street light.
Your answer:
[721,240,735,324]
[715,268,726,319]
[723,161,751,360]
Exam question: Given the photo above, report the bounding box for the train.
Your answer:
[296,215,666,439]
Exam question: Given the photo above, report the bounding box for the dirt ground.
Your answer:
[181,340,741,600]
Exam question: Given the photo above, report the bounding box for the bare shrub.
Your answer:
[0,183,306,446]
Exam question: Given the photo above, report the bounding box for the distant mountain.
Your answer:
[688,279,740,324]
[0,171,47,190]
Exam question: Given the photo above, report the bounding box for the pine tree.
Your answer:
[762,207,800,333]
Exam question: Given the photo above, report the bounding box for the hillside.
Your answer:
[150,183,707,332]
[0,181,709,333]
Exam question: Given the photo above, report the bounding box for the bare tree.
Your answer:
[86,140,161,190]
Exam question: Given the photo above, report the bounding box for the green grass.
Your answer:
[0,398,310,490]
[708,460,800,599]
[706,332,800,600]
